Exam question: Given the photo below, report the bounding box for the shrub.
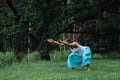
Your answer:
[49,50,70,61]
[92,53,103,59]
[22,51,40,63]
[108,51,120,58]
[5,51,16,65]
[0,51,16,68]
[0,52,5,68]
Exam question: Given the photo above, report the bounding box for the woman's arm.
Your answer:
[47,39,64,46]
[57,39,78,47]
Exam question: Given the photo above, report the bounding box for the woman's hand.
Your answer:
[47,39,54,43]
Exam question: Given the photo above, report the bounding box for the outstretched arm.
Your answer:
[47,39,64,46]
[57,39,78,47]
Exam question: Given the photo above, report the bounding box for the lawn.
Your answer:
[0,59,120,80]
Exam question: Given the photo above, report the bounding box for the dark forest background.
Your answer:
[0,0,120,61]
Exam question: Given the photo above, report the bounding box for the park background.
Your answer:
[0,0,120,80]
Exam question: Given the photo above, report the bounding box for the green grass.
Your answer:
[0,59,120,80]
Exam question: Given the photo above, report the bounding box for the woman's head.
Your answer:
[66,38,73,43]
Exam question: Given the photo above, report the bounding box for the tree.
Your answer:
[0,0,119,61]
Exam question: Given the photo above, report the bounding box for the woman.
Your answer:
[47,38,92,71]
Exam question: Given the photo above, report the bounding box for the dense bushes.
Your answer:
[0,51,16,68]
[0,50,119,68]
[22,51,40,63]
[0,51,40,68]
[49,50,70,61]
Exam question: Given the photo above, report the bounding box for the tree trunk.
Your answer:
[6,0,20,22]
[118,34,120,52]
[38,41,50,60]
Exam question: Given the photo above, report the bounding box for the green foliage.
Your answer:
[2,24,28,51]
[22,51,39,63]
[108,52,120,58]
[0,2,29,52]
[0,0,119,59]
[49,50,70,61]
[92,54,103,59]
[5,51,16,64]
[0,51,16,68]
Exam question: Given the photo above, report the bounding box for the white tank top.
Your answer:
[71,45,86,56]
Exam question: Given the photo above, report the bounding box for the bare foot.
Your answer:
[87,68,90,71]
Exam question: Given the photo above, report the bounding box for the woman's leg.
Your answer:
[67,52,82,69]
[82,46,92,71]
[86,64,90,71]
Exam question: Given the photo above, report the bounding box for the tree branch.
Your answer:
[64,30,120,35]
[74,0,120,22]
[6,0,20,22]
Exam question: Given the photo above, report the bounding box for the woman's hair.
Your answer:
[66,38,73,43]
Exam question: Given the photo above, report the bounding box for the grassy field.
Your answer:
[0,59,120,80]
